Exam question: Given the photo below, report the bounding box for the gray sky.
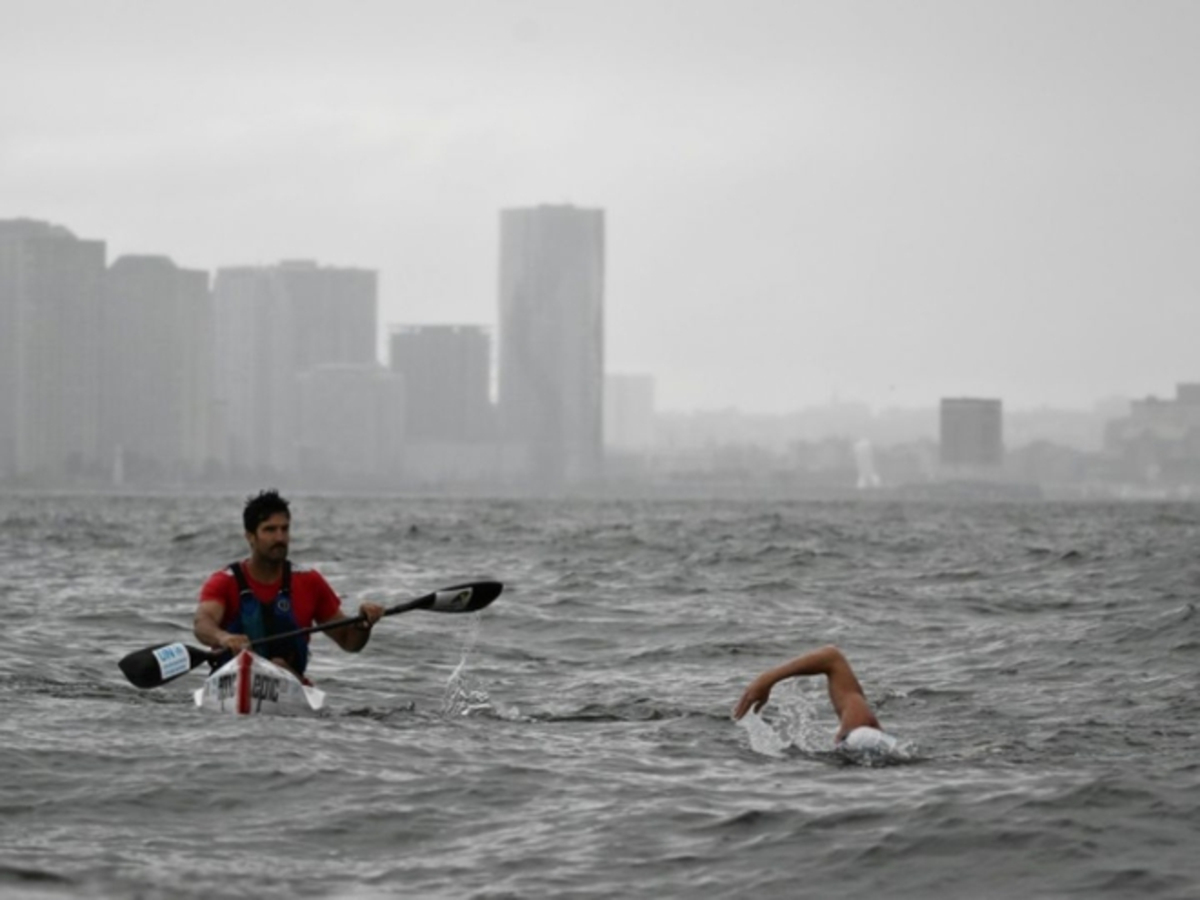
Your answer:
[3,0,1197,413]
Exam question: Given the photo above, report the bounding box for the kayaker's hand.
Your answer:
[357,602,385,629]
[219,633,251,652]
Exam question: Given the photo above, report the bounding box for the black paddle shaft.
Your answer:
[259,580,503,645]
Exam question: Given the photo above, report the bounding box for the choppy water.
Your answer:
[1,492,1198,899]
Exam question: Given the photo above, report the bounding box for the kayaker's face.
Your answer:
[248,513,290,564]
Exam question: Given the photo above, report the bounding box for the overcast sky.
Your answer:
[3,0,1197,413]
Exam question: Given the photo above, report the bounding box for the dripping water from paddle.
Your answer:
[441,615,514,719]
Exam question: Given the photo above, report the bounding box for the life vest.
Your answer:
[220,560,310,677]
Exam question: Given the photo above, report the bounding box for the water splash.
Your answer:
[441,669,494,718]
[737,710,789,757]
[440,614,488,717]
[838,738,921,767]
[438,615,522,720]
[737,682,830,756]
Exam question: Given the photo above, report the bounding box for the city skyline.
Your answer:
[4,1,1197,414]
[2,208,1195,495]
[3,210,1187,419]
[0,207,611,489]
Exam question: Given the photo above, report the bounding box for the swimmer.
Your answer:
[733,644,897,754]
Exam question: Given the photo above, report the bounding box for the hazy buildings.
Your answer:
[102,255,215,482]
[498,204,605,486]
[211,266,297,475]
[939,397,1004,474]
[212,260,378,477]
[0,219,106,480]
[296,364,404,483]
[389,325,492,441]
[1105,382,1200,484]
[278,260,377,371]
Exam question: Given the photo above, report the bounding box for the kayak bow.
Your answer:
[193,650,325,716]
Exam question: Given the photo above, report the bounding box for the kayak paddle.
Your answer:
[118,579,503,690]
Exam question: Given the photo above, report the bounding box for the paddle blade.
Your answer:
[427,580,503,613]
[118,642,213,689]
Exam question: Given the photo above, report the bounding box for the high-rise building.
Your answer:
[0,219,106,480]
[277,260,377,371]
[939,397,1004,471]
[296,363,404,483]
[389,324,492,441]
[212,266,297,475]
[212,260,379,476]
[102,256,215,483]
[498,204,604,485]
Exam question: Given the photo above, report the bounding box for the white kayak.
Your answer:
[194,650,325,716]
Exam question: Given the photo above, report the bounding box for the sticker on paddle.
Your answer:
[152,642,194,682]
[424,581,502,613]
[432,586,478,612]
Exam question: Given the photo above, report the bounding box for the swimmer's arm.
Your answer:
[732,646,847,720]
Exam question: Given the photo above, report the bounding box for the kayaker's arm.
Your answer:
[194,599,250,652]
[319,602,386,653]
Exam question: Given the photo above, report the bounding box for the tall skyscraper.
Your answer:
[389,324,492,441]
[0,219,106,480]
[940,397,1004,471]
[212,266,297,475]
[498,204,605,485]
[277,260,377,371]
[212,260,378,476]
[102,256,215,482]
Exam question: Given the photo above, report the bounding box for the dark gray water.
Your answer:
[1,493,1198,899]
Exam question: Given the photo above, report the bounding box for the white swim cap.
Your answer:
[837,726,900,757]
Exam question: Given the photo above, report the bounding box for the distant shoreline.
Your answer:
[0,480,1195,504]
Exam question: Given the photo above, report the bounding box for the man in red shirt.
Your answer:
[193,490,385,679]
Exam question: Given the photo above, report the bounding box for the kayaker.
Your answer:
[193,489,385,679]
[732,644,899,755]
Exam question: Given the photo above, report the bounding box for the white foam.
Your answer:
[737,710,789,757]
[736,683,831,757]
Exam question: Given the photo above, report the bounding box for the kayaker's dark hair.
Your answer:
[243,489,290,533]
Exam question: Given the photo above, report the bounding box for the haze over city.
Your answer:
[4,0,1197,414]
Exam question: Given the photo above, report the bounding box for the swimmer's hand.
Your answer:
[732,676,773,720]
